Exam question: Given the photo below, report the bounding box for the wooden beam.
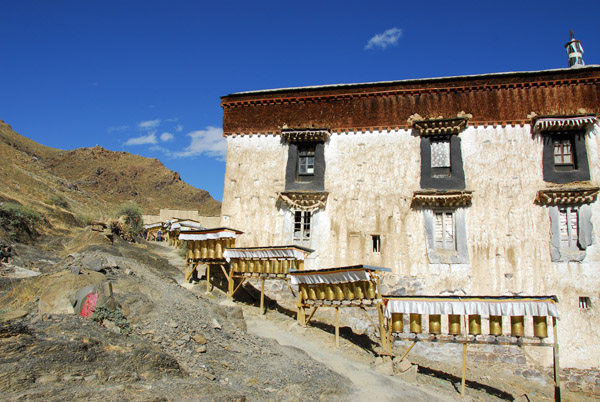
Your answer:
[461,342,467,396]
[397,340,417,363]
[553,317,562,402]
[305,306,318,326]
[260,277,266,315]
[205,264,211,292]
[335,307,340,348]
[230,277,246,297]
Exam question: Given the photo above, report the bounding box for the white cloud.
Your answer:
[364,27,403,50]
[160,132,174,142]
[175,124,183,132]
[138,119,161,129]
[107,125,129,133]
[123,133,158,146]
[174,126,226,160]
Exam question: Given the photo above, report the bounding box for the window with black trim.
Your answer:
[422,207,469,264]
[372,235,381,253]
[542,131,590,183]
[297,144,315,181]
[431,139,451,178]
[434,210,456,251]
[294,210,311,241]
[549,204,593,262]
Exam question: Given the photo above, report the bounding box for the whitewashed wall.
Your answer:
[221,124,600,368]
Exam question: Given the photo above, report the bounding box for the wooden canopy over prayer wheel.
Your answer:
[180,227,244,285]
[222,245,314,314]
[290,265,392,349]
[382,295,561,399]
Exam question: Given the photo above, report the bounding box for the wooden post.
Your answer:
[398,340,417,363]
[461,342,467,396]
[297,287,305,325]
[260,277,266,315]
[377,301,389,352]
[227,265,234,298]
[553,317,561,402]
[205,264,211,292]
[335,306,340,347]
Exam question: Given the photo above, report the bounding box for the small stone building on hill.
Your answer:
[219,59,600,372]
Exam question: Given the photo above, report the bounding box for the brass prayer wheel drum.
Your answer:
[207,239,215,259]
[297,260,305,271]
[343,283,355,300]
[391,313,403,333]
[333,284,345,301]
[215,240,223,259]
[429,314,442,334]
[489,315,502,336]
[264,260,272,274]
[186,249,193,260]
[410,313,422,333]
[448,315,461,335]
[533,316,548,338]
[352,282,365,299]
[201,241,208,259]
[238,259,247,273]
[511,316,525,337]
[468,315,482,335]
[231,259,239,272]
[316,284,326,300]
[193,242,201,259]
[282,260,290,274]
[365,281,377,299]
[307,285,317,300]
[299,284,309,301]
[324,284,335,301]
[272,260,281,274]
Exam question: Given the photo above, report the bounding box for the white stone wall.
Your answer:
[220,124,600,369]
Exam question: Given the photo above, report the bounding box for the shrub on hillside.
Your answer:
[48,194,70,210]
[0,202,41,241]
[114,202,143,235]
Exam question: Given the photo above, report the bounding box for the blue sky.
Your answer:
[1,1,599,202]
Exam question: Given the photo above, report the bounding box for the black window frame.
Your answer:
[542,131,590,184]
[420,135,465,190]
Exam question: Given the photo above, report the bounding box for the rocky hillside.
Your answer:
[0,120,221,222]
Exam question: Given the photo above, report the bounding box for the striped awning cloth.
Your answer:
[534,115,597,131]
[289,265,391,285]
[179,227,243,241]
[383,295,559,319]
[223,246,312,262]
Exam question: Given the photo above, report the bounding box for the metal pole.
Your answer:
[260,277,265,315]
[206,264,211,293]
[335,307,340,347]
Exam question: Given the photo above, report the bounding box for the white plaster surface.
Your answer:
[221,125,600,369]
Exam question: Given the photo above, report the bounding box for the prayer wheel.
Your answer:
[282,260,290,274]
[264,260,272,274]
[298,260,304,271]
[307,285,317,300]
[365,281,377,299]
[511,316,525,337]
[239,259,247,273]
[449,315,461,335]
[324,284,335,301]
[533,316,548,338]
[249,260,257,273]
[391,313,403,333]
[352,281,365,299]
[316,284,326,300]
[193,242,201,259]
[186,249,193,260]
[429,314,442,334]
[201,241,208,259]
[468,315,482,335]
[272,260,281,274]
[231,259,239,272]
[207,239,215,259]
[215,240,223,259]
[333,284,345,301]
[300,284,310,301]
[343,283,355,300]
[410,313,422,333]
[489,315,502,336]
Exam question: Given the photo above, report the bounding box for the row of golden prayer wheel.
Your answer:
[185,238,236,260]
[229,258,304,274]
[299,281,378,301]
[390,313,550,338]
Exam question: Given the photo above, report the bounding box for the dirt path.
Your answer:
[149,242,463,401]
[244,308,459,402]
